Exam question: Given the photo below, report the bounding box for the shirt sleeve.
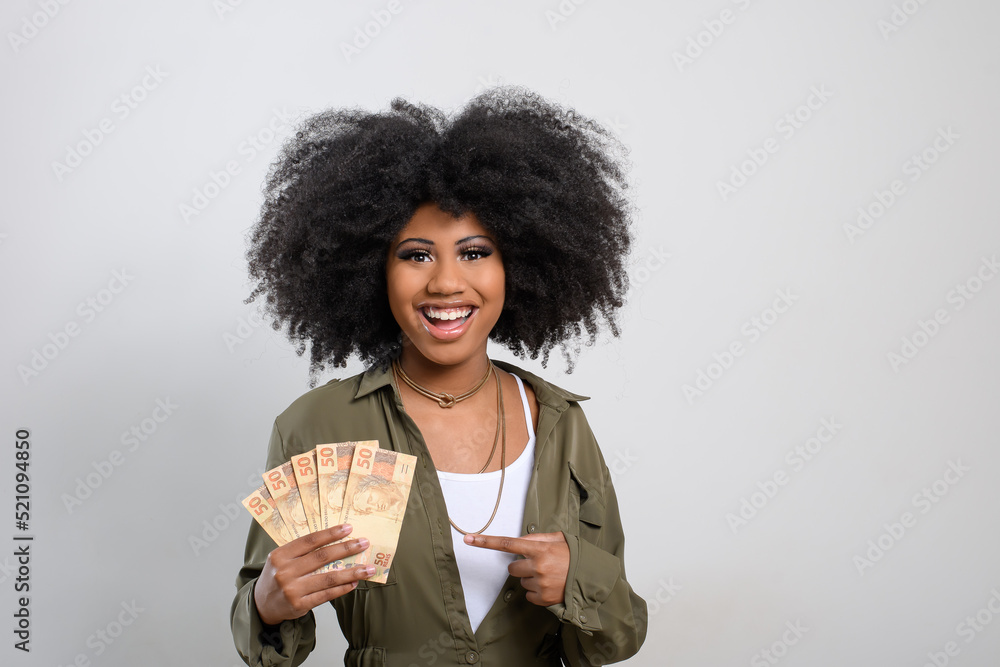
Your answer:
[545,431,647,664]
[230,421,318,667]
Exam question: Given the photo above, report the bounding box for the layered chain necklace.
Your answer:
[392,357,506,535]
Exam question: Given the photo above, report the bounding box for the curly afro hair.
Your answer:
[245,86,634,385]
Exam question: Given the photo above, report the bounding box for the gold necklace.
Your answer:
[392,357,492,408]
[391,358,506,535]
[392,358,500,472]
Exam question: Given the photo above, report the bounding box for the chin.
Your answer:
[411,347,475,367]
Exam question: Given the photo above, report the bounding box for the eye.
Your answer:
[462,245,493,261]
[399,249,431,262]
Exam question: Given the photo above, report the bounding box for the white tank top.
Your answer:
[436,374,535,633]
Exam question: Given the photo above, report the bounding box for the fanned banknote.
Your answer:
[291,450,322,534]
[312,442,358,572]
[241,485,293,546]
[316,442,376,530]
[337,443,417,583]
[262,461,310,539]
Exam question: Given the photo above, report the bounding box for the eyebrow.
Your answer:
[394,235,494,250]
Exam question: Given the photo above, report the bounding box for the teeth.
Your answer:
[423,306,473,320]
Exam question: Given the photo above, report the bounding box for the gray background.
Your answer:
[2,0,999,665]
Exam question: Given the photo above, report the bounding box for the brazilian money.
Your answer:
[242,441,417,583]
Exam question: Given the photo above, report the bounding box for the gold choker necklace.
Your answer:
[392,358,492,408]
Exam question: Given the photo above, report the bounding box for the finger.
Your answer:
[525,590,547,606]
[298,537,369,575]
[517,532,565,543]
[463,533,542,557]
[281,524,355,559]
[508,559,535,579]
[299,564,375,606]
[519,576,539,595]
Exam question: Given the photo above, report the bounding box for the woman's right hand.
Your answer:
[253,524,374,626]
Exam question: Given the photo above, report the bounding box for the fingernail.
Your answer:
[464,534,474,544]
[365,565,376,575]
[358,538,370,548]
[341,524,352,533]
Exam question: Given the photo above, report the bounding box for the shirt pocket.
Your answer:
[344,646,386,666]
[567,462,606,541]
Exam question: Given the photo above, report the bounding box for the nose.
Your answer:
[427,254,466,295]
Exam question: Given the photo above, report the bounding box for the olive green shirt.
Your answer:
[231,359,647,666]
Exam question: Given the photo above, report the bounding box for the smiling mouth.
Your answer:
[419,306,476,334]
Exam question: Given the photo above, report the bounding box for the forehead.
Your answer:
[394,202,493,242]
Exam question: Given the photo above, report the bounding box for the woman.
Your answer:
[231,87,647,666]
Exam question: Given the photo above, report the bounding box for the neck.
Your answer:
[396,348,491,395]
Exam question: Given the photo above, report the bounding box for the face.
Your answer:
[353,485,404,515]
[385,203,505,368]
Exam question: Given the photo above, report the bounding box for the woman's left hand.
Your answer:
[464,532,570,606]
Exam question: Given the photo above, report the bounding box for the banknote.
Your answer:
[291,450,322,534]
[316,442,377,531]
[315,441,377,572]
[337,443,417,583]
[262,461,310,539]
[241,484,292,546]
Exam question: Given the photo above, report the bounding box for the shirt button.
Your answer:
[579,612,588,624]
[466,650,480,663]
[527,523,537,533]
[503,590,513,602]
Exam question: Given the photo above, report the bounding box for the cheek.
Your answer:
[385,268,409,316]
[492,266,506,302]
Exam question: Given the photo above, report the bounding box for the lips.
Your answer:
[418,306,478,341]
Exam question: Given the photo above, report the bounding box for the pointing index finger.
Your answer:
[463,533,540,556]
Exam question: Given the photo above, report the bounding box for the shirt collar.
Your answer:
[354,358,590,409]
